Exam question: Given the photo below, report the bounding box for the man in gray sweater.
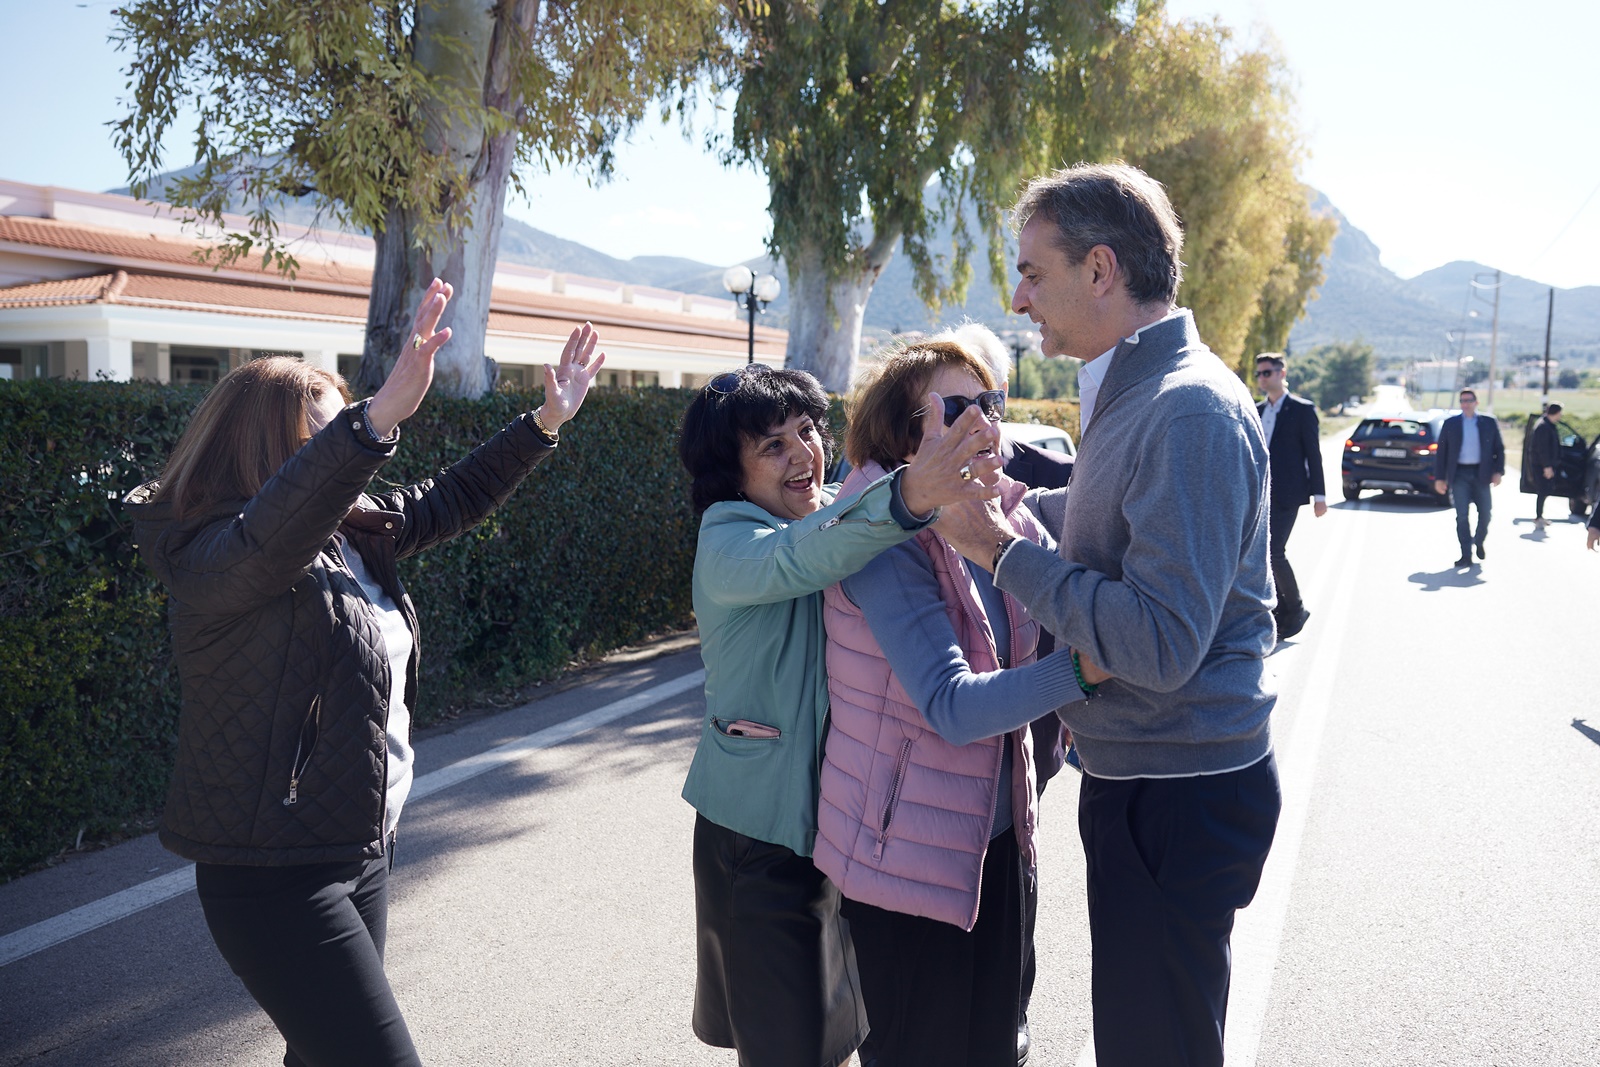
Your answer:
[937,163,1281,1067]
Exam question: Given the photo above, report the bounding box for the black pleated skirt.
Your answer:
[691,814,868,1067]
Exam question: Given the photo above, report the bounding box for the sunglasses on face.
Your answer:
[1255,368,1278,378]
[913,390,1006,426]
[708,364,772,395]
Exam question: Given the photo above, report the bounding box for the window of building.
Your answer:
[169,346,232,385]
[0,345,49,380]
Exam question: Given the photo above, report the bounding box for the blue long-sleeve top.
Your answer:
[839,534,1087,835]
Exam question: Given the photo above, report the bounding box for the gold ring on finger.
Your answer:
[412,332,425,351]
[960,465,972,481]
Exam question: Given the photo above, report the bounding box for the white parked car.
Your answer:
[1003,420,1076,458]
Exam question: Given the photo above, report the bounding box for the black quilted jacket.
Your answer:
[126,403,557,866]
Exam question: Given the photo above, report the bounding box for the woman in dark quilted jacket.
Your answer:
[124,279,604,1067]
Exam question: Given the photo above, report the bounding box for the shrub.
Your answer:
[0,379,701,878]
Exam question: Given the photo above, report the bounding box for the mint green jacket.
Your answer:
[681,471,929,857]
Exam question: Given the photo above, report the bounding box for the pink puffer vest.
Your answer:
[815,461,1045,931]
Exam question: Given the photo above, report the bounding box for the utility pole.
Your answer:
[1541,287,1554,407]
[1484,270,1501,409]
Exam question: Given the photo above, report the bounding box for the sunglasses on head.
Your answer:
[708,364,773,395]
[913,390,1006,426]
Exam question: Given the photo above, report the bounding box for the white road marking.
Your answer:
[0,669,706,970]
[1074,496,1368,1066]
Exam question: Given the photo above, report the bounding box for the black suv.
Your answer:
[1519,414,1600,517]
[1341,411,1449,503]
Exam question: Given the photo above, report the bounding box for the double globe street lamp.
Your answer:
[723,265,782,364]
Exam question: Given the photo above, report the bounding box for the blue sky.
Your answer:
[3,0,1597,290]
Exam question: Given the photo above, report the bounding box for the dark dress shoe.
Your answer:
[1454,556,1472,567]
[1277,605,1310,640]
[1017,1018,1031,1066]
[1475,542,1486,560]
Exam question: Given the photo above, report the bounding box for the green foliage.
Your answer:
[1044,9,1332,379]
[112,1,724,271]
[725,0,1121,309]
[0,379,699,878]
[1290,341,1375,411]
[1005,399,1082,445]
[1013,356,1080,402]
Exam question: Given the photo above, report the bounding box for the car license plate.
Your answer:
[1372,448,1407,458]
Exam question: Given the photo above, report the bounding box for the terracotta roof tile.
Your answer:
[0,269,785,355]
[0,214,784,346]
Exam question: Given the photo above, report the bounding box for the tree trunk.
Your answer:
[784,228,900,393]
[356,0,538,399]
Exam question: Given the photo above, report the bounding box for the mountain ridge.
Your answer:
[106,171,1599,365]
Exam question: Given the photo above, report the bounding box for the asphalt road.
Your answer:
[2,426,1597,1066]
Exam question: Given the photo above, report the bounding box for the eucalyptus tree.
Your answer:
[1042,10,1336,375]
[113,0,724,397]
[724,0,1121,391]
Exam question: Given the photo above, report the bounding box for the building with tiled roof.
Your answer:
[0,179,784,388]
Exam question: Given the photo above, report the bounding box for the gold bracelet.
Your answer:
[531,407,559,443]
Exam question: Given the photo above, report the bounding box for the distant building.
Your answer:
[0,179,784,387]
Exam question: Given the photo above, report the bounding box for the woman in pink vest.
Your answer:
[816,340,1094,1067]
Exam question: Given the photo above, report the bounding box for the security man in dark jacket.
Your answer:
[1527,403,1563,527]
[1432,388,1506,566]
[1254,354,1325,640]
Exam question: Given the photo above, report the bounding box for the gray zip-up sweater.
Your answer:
[994,310,1276,778]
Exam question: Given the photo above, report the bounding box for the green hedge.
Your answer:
[0,379,1082,879]
[0,379,702,878]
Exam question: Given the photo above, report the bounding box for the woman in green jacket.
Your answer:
[676,364,1003,1067]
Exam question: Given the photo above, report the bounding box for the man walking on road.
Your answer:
[935,162,1281,1067]
[1433,388,1505,566]
[1255,353,1326,640]
[1528,403,1562,528]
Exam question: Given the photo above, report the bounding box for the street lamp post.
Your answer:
[723,265,782,364]
[996,329,1040,393]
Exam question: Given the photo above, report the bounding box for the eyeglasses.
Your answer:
[1254,368,1278,378]
[708,364,772,395]
[913,390,1006,426]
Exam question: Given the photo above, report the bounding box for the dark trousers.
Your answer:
[692,815,868,1067]
[195,856,421,1067]
[1267,505,1303,617]
[1535,493,1550,520]
[1451,466,1492,554]
[846,830,1025,1067]
[1078,755,1281,1067]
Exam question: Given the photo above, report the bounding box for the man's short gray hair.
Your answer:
[1012,162,1185,307]
[931,320,1011,386]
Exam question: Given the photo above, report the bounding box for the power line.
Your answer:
[1530,177,1600,268]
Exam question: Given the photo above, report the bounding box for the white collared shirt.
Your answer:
[1077,309,1183,431]
[1459,413,1481,465]
[1260,391,1286,443]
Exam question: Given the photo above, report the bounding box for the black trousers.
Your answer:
[1535,492,1550,519]
[195,856,421,1067]
[1078,755,1281,1067]
[691,815,868,1067]
[846,830,1026,1067]
[1267,505,1303,617]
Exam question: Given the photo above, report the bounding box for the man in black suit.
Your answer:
[1432,388,1505,567]
[1527,403,1562,528]
[1255,354,1326,640]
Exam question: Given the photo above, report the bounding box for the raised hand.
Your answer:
[537,322,606,432]
[899,392,1005,516]
[367,278,453,438]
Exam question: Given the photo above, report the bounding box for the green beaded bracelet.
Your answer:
[1071,648,1098,698]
